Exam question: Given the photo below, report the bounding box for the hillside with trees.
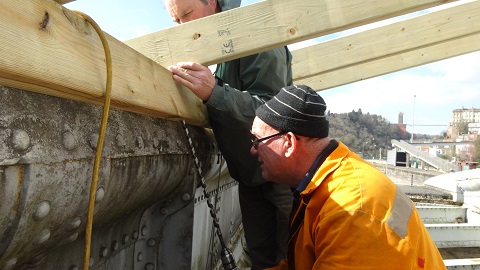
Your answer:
[473,138,480,163]
[328,109,412,159]
[328,109,479,165]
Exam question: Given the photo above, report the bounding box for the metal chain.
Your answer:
[181,120,237,270]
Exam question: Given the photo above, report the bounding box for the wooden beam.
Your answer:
[125,0,456,67]
[295,33,480,91]
[55,0,75,4]
[292,0,480,90]
[0,0,208,126]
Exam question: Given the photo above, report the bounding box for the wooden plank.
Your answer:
[125,0,456,67]
[294,33,480,91]
[292,0,480,90]
[55,0,75,4]
[0,0,208,126]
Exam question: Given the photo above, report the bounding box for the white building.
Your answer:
[469,123,480,133]
[451,107,480,124]
[448,108,480,138]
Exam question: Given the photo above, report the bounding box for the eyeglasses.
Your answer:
[251,131,287,149]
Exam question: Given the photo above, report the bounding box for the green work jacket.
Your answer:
[205,47,292,186]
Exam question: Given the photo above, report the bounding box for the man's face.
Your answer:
[165,0,217,24]
[250,117,287,182]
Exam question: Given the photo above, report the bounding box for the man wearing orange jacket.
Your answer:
[250,84,446,270]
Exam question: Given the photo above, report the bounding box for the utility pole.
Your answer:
[410,94,416,143]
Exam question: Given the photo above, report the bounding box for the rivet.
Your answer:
[111,240,119,251]
[33,228,51,245]
[67,217,82,231]
[69,265,79,270]
[12,129,30,151]
[133,230,139,239]
[95,187,105,203]
[137,252,144,261]
[4,258,17,270]
[122,234,130,244]
[141,225,148,236]
[160,208,168,215]
[136,136,144,149]
[63,131,77,150]
[181,193,191,202]
[147,238,156,247]
[66,232,79,243]
[153,138,159,148]
[100,247,108,257]
[116,134,126,148]
[88,134,99,150]
[145,263,154,270]
[33,201,51,221]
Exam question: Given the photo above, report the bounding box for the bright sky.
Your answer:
[65,0,480,136]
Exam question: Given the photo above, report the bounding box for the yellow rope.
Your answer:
[72,11,112,270]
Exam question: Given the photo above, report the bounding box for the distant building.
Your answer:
[455,133,478,162]
[459,160,479,171]
[424,145,442,157]
[398,108,480,171]
[448,107,480,138]
[392,112,407,137]
[469,123,480,134]
[451,107,480,124]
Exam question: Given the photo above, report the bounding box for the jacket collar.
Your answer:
[302,141,349,198]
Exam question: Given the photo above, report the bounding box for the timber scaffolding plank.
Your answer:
[126,0,480,92]
[125,0,458,67]
[1,0,471,127]
[0,0,208,126]
[292,0,480,91]
[55,0,74,4]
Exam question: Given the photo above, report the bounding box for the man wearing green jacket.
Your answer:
[165,0,293,268]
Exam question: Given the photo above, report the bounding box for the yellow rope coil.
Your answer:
[72,10,112,270]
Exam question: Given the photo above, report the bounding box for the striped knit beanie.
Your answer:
[256,85,329,138]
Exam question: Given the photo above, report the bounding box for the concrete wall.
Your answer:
[372,162,443,186]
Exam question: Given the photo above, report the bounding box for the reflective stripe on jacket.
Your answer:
[269,142,446,270]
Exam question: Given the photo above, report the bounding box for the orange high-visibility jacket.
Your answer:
[268,142,446,270]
